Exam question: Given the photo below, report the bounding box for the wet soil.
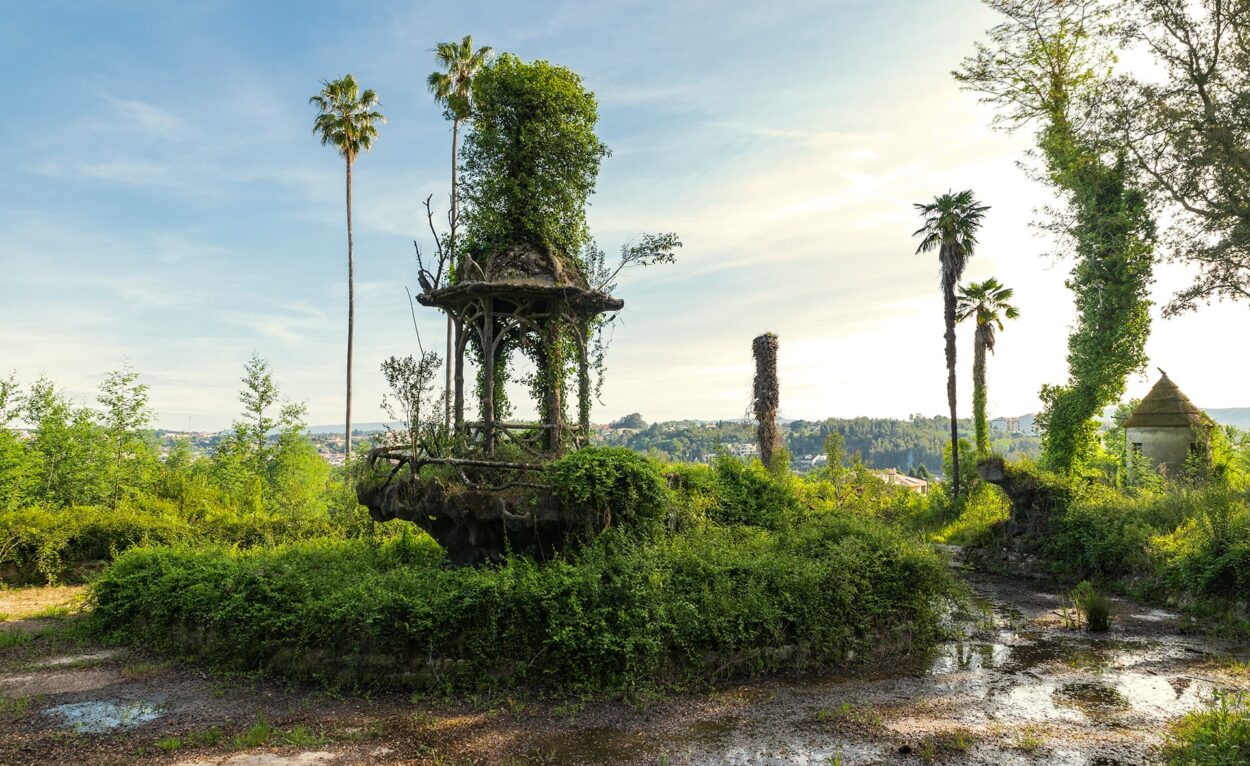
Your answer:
[0,572,1246,765]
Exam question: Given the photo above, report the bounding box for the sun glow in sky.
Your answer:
[1,0,1244,431]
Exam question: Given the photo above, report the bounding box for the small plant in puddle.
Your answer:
[1013,725,1045,753]
[1062,581,1112,632]
[1164,690,1250,765]
[155,736,182,751]
[233,709,276,747]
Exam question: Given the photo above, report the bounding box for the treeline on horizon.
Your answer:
[599,415,1041,474]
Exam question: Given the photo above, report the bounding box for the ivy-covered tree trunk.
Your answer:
[1037,122,1154,473]
[972,325,989,459]
[751,333,780,470]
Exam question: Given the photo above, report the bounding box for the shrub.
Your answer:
[545,447,669,530]
[88,511,960,694]
[706,454,801,529]
[1164,690,1250,766]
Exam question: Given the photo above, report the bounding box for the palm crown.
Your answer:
[957,278,1020,352]
[310,75,385,161]
[913,190,990,290]
[427,36,493,120]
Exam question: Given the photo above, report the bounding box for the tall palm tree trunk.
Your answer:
[345,153,355,460]
[445,119,460,432]
[973,331,989,459]
[944,288,960,499]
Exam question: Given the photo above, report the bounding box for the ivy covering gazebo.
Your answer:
[420,242,621,462]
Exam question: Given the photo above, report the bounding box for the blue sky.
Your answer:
[2,0,1244,431]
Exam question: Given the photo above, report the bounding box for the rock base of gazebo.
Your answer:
[357,479,600,566]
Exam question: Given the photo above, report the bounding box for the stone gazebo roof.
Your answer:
[1124,371,1213,429]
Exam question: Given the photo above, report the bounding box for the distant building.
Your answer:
[871,468,929,494]
[1124,371,1214,478]
[990,416,1021,434]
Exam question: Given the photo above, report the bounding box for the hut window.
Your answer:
[1131,442,1143,453]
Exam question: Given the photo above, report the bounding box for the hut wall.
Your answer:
[1125,425,1198,478]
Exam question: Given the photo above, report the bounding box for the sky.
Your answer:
[1,0,1245,432]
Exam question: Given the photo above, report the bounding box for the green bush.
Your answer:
[0,494,385,584]
[545,447,669,530]
[1164,690,1250,765]
[707,454,802,528]
[89,510,959,694]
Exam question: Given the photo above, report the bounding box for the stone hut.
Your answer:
[1123,371,1214,478]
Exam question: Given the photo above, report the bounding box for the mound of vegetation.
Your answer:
[89,464,958,694]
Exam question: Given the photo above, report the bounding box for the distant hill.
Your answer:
[309,422,399,435]
[1206,408,1250,429]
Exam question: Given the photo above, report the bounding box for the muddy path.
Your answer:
[1,572,1247,765]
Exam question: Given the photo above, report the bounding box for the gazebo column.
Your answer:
[543,322,563,454]
[577,322,591,444]
[453,317,466,432]
[481,300,496,456]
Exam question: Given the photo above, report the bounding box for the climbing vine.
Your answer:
[957,0,1154,473]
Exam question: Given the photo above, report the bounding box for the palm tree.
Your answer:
[428,36,492,430]
[310,74,385,460]
[957,278,1020,459]
[913,190,989,499]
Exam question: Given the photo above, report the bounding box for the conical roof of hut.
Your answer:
[1124,372,1212,429]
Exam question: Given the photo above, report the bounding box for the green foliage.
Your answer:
[544,447,668,530]
[956,278,1019,459]
[706,455,801,529]
[1069,580,1111,632]
[0,360,359,584]
[462,53,608,259]
[957,1,1154,474]
[89,506,959,694]
[610,413,645,430]
[1164,690,1250,766]
[309,74,384,161]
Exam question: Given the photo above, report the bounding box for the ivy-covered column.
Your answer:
[481,299,496,456]
[541,322,563,454]
[577,321,591,443]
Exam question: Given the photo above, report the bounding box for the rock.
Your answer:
[357,478,600,566]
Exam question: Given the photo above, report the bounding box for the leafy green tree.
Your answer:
[914,190,990,499]
[97,364,156,506]
[310,74,385,459]
[268,400,329,519]
[0,372,34,511]
[956,278,1020,459]
[957,0,1154,473]
[610,413,646,430]
[379,352,442,458]
[1113,0,1250,313]
[213,355,326,516]
[24,378,108,507]
[428,36,492,431]
[461,53,609,260]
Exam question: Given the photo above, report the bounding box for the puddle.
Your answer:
[1054,681,1131,718]
[526,727,652,765]
[44,700,162,733]
[686,740,882,766]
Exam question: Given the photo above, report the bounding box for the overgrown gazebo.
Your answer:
[422,242,621,465]
[357,242,625,565]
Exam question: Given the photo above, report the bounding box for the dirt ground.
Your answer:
[1,572,1247,766]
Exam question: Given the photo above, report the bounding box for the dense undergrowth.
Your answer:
[929,432,1250,635]
[89,452,958,693]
